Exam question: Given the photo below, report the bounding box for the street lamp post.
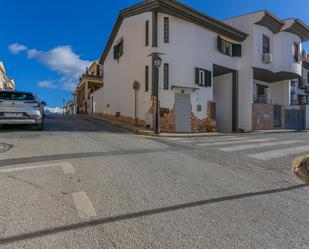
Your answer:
[63,99,65,115]
[154,55,162,134]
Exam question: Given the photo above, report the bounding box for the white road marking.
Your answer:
[0,162,74,173]
[220,140,303,152]
[62,162,75,174]
[197,138,277,146]
[72,191,97,220]
[180,136,248,143]
[248,145,309,160]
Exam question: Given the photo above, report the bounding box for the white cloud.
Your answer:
[27,49,41,58]
[61,81,76,92]
[37,80,57,89]
[9,43,92,80]
[28,46,91,79]
[37,80,76,92]
[8,43,28,54]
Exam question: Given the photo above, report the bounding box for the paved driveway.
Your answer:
[0,115,308,249]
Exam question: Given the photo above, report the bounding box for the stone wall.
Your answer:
[94,112,146,127]
[252,103,285,130]
[252,103,274,130]
[159,101,217,133]
[95,100,217,133]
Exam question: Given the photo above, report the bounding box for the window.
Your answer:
[145,66,149,92]
[195,68,212,87]
[307,72,309,84]
[164,17,169,43]
[0,92,35,101]
[263,35,270,54]
[257,85,267,97]
[217,36,241,57]
[294,42,299,62]
[113,39,123,61]
[163,63,169,90]
[145,20,149,47]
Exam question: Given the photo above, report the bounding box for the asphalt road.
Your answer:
[0,115,308,249]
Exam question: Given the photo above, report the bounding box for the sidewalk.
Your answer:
[82,115,156,136]
[82,115,307,137]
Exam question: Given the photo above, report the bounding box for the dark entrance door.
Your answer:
[273,105,281,128]
[285,109,305,130]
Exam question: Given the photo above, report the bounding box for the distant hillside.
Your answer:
[45,107,63,115]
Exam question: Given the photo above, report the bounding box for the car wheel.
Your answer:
[35,121,44,131]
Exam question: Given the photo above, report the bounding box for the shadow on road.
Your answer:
[0,115,124,133]
[0,146,184,167]
[0,183,307,245]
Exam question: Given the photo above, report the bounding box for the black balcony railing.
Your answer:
[291,100,301,105]
[253,95,272,104]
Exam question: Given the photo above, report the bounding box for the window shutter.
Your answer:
[206,70,212,87]
[232,44,242,57]
[163,63,169,90]
[145,21,149,47]
[217,36,222,52]
[164,17,169,43]
[195,68,199,85]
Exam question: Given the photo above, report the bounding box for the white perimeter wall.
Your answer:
[213,73,233,133]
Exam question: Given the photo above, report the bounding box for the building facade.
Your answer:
[93,0,309,133]
[225,11,309,130]
[0,61,15,90]
[75,61,103,114]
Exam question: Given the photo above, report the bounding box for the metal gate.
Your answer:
[273,105,281,128]
[175,93,192,133]
[285,109,304,130]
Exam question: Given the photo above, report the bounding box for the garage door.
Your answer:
[175,93,192,133]
[285,109,304,130]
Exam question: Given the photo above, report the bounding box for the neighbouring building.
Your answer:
[225,12,309,131]
[0,61,15,90]
[65,100,77,115]
[290,57,309,106]
[92,0,309,133]
[75,61,103,114]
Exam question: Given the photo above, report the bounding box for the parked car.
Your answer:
[0,91,44,130]
[40,101,47,117]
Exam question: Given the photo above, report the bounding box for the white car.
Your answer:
[0,91,44,130]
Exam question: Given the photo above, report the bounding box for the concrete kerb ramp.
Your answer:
[292,155,309,183]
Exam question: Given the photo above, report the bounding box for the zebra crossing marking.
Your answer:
[220,140,303,152]
[179,136,251,144]
[248,145,309,160]
[197,138,277,146]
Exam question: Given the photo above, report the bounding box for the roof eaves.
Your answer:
[255,10,284,33]
[99,0,248,64]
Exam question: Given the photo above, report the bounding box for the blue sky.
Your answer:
[1,0,309,108]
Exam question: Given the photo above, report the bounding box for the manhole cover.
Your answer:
[0,143,13,153]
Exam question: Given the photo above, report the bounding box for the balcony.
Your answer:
[291,99,301,105]
[79,73,103,83]
[253,95,272,105]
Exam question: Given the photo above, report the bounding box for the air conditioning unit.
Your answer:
[262,53,272,64]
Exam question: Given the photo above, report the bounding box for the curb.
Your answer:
[80,115,307,138]
[292,155,309,183]
[112,123,156,136]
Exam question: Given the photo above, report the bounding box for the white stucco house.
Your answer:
[93,0,309,133]
[225,11,309,130]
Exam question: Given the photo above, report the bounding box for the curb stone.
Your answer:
[292,155,309,183]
